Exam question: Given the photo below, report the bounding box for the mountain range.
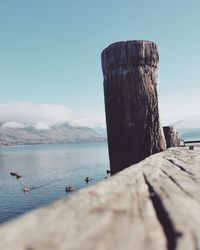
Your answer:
[1,114,200,146]
[0,122,105,146]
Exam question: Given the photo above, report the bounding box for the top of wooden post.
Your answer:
[101,40,159,75]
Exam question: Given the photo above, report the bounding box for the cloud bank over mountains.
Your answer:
[1,101,199,134]
[0,103,107,146]
[1,100,199,143]
[0,103,73,125]
[170,115,200,140]
[172,115,200,129]
[0,102,106,129]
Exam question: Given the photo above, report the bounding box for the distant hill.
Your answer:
[93,127,107,137]
[171,115,200,140]
[177,128,200,140]
[0,122,105,146]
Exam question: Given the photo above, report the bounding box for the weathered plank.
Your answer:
[141,149,200,250]
[0,147,200,250]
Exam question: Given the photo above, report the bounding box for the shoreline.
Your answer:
[0,139,107,149]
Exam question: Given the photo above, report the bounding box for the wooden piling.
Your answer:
[102,40,166,174]
[163,126,181,148]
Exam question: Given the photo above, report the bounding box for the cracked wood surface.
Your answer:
[0,147,200,250]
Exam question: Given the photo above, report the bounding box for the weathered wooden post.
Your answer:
[102,40,166,175]
[163,126,181,148]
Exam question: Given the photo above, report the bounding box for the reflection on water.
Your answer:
[0,142,109,224]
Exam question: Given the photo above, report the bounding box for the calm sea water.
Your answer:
[0,142,109,224]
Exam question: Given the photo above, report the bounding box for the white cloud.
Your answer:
[33,122,51,130]
[0,102,74,125]
[172,115,200,129]
[0,102,106,129]
[1,92,198,131]
[2,121,26,128]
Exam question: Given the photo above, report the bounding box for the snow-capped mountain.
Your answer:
[0,122,105,146]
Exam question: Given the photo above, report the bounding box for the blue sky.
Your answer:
[0,0,200,126]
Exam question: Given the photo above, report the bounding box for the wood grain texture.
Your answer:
[163,126,181,148]
[102,40,166,174]
[1,147,200,250]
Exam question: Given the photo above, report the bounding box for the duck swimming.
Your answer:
[85,177,92,183]
[65,186,75,192]
[23,186,30,192]
[10,172,17,176]
[16,174,22,179]
[10,172,22,179]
